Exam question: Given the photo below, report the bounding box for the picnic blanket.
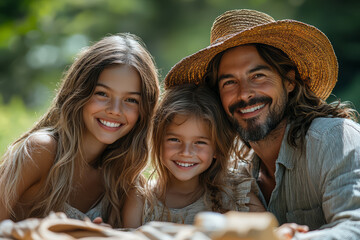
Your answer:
[0,211,280,240]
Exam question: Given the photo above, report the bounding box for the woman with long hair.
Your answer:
[0,33,159,228]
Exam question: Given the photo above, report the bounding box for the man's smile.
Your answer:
[239,103,265,114]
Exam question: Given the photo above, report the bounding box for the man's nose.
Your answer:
[237,80,255,101]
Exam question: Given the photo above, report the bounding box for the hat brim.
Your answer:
[165,20,337,100]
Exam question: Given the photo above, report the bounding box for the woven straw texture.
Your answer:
[164,9,338,100]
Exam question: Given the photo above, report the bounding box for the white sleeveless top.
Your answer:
[64,197,105,221]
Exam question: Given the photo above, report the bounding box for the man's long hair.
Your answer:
[206,43,358,148]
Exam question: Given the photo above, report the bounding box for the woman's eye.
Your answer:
[95,91,108,97]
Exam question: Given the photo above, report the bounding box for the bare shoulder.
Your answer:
[0,132,58,218]
[126,188,145,207]
[122,188,145,228]
[28,132,57,152]
[25,132,57,176]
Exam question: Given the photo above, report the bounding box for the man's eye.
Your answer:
[223,80,236,87]
[253,73,265,79]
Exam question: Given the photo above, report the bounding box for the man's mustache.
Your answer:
[228,97,272,115]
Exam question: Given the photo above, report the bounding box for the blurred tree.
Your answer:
[293,0,360,108]
[0,0,359,154]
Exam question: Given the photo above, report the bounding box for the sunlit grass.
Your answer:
[0,97,45,157]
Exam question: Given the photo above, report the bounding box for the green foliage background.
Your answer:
[1,0,359,156]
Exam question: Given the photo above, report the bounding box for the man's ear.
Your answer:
[285,70,296,93]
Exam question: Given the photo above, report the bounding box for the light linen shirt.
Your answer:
[251,117,360,240]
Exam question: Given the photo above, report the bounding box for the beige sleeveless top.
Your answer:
[142,171,254,225]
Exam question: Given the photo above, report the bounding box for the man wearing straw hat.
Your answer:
[164,9,360,239]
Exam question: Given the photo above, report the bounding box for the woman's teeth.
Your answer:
[99,119,121,128]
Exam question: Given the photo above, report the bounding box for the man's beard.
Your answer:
[229,94,287,142]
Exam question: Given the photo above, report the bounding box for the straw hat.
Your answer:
[164,9,338,100]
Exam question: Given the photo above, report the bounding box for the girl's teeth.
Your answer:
[240,104,265,114]
[175,161,196,167]
[99,119,121,128]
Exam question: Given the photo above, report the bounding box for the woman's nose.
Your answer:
[105,99,123,115]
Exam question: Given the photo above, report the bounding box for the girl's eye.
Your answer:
[195,141,207,145]
[125,98,139,104]
[95,91,108,97]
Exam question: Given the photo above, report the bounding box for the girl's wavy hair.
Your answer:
[205,43,358,148]
[148,84,237,218]
[0,33,159,227]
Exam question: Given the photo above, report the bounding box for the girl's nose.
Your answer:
[179,143,194,157]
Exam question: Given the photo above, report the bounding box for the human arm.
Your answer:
[0,134,55,221]
[92,217,112,228]
[121,188,144,228]
[229,167,266,212]
[247,191,266,212]
[275,223,309,240]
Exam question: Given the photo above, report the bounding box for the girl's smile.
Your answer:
[161,114,215,183]
[173,161,198,168]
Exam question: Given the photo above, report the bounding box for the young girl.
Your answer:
[0,33,160,228]
[122,84,264,228]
